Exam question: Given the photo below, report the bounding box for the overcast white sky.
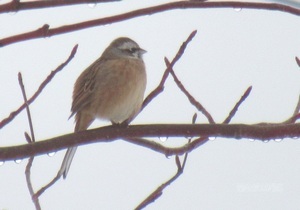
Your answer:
[1,0,300,209]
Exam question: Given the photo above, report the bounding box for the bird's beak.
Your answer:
[139,48,147,54]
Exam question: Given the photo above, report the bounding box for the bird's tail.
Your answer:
[58,112,94,179]
[58,146,77,179]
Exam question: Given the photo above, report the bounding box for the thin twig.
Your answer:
[141,30,197,111]
[295,56,300,67]
[135,114,197,209]
[2,2,299,47]
[18,72,35,142]
[0,44,78,129]
[24,131,32,143]
[34,173,61,199]
[181,114,197,168]
[141,67,170,111]
[164,58,215,124]
[19,72,40,209]
[190,86,253,142]
[124,135,206,158]
[292,95,300,117]
[129,32,210,207]
[25,157,41,210]
[223,86,252,124]
[137,80,253,208]
[136,84,255,209]
[284,95,300,123]
[135,156,183,210]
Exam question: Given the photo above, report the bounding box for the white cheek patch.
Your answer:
[132,52,139,59]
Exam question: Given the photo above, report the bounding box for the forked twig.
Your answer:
[136,83,254,209]
[24,45,78,208]
[18,73,35,141]
[18,73,41,209]
[137,32,205,208]
[135,114,197,209]
[15,46,78,209]
[142,30,197,111]
[190,86,253,142]
[34,173,61,199]
[164,58,215,124]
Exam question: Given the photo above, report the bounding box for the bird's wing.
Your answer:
[69,60,102,119]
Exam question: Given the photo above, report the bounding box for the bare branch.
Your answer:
[1,2,300,47]
[125,135,206,157]
[296,56,300,67]
[135,156,184,210]
[25,157,41,210]
[164,58,215,124]
[284,95,300,123]
[0,44,78,129]
[34,173,61,199]
[136,86,253,208]
[24,132,32,143]
[192,113,197,124]
[18,72,35,142]
[0,0,119,14]
[136,114,196,209]
[142,30,197,110]
[291,96,300,120]
[0,123,299,161]
[18,71,41,209]
[223,86,252,124]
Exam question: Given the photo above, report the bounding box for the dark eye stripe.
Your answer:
[127,48,138,53]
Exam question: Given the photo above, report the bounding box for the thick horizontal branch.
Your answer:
[1,1,300,47]
[0,0,119,14]
[0,123,299,161]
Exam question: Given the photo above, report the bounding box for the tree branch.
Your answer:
[223,86,252,124]
[1,1,300,47]
[164,58,215,124]
[0,44,78,129]
[0,123,299,161]
[18,71,41,209]
[0,0,119,14]
[296,56,300,67]
[135,155,185,210]
[142,30,197,111]
[18,72,36,142]
[135,114,197,209]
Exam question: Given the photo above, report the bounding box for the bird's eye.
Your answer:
[127,48,138,53]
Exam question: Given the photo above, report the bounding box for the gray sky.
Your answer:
[1,0,300,209]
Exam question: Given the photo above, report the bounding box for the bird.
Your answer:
[59,37,147,179]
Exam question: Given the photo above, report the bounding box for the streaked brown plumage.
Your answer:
[59,37,147,178]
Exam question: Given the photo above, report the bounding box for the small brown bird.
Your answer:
[59,37,147,178]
